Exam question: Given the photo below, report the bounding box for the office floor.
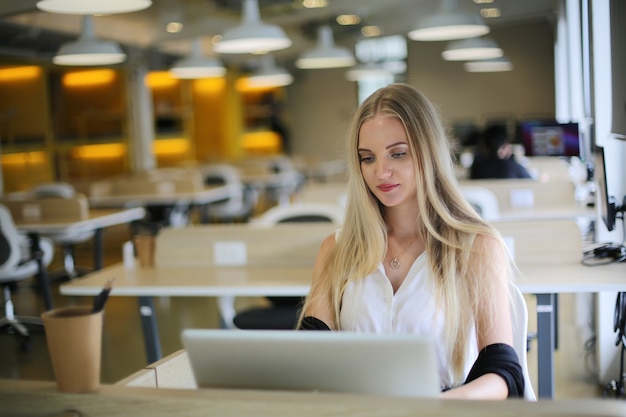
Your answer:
[0,223,617,400]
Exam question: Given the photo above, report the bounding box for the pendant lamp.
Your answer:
[408,0,489,41]
[53,16,126,66]
[170,39,226,79]
[464,57,513,72]
[248,55,293,88]
[295,25,355,69]
[213,0,292,54]
[37,0,152,14]
[441,36,502,61]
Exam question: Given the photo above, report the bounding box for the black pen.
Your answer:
[92,279,115,313]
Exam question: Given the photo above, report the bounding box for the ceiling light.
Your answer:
[480,8,501,18]
[441,36,502,61]
[408,0,489,41]
[361,26,382,37]
[464,57,513,72]
[247,55,293,88]
[37,0,151,14]
[295,25,355,69]
[170,39,226,79]
[337,14,361,25]
[53,16,126,66]
[166,22,184,33]
[213,0,292,54]
[302,0,328,8]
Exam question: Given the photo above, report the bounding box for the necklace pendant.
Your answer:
[390,257,400,269]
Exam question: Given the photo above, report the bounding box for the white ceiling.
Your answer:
[0,0,560,67]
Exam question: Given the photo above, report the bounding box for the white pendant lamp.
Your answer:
[408,0,489,41]
[248,55,293,88]
[441,36,502,61]
[171,39,226,79]
[464,57,513,72]
[53,16,126,66]
[213,0,292,54]
[295,25,355,69]
[37,0,152,14]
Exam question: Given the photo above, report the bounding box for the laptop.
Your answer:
[181,329,441,398]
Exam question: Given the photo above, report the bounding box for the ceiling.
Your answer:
[0,0,560,70]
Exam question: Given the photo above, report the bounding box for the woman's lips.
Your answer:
[377,184,398,192]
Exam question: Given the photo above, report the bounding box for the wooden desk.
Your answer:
[15,207,145,310]
[60,220,626,399]
[3,379,626,417]
[88,185,233,208]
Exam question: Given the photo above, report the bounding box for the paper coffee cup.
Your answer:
[41,306,103,393]
[134,234,156,267]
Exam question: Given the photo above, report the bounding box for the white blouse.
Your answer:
[339,252,478,388]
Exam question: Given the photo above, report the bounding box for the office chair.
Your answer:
[199,164,257,223]
[460,186,501,221]
[233,203,344,330]
[29,182,94,280]
[0,204,54,351]
[511,284,537,400]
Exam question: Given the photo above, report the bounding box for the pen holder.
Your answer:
[41,306,103,393]
[133,234,156,267]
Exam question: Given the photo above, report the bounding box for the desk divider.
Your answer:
[155,223,337,268]
[0,193,89,222]
[492,219,582,266]
[459,179,576,211]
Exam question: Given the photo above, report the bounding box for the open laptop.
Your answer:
[181,329,441,398]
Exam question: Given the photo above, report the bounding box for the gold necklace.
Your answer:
[389,239,416,269]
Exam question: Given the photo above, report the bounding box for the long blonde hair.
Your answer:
[301,83,512,384]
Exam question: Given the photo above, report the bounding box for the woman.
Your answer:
[298,84,524,399]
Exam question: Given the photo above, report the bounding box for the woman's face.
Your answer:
[358,115,417,209]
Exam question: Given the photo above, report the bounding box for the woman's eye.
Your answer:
[359,155,374,163]
[391,151,407,159]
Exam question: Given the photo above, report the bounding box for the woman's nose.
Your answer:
[376,161,392,179]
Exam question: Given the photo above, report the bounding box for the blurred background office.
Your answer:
[0,0,625,397]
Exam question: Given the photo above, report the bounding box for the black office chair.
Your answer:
[232,203,344,330]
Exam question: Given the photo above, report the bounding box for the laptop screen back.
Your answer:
[182,329,441,398]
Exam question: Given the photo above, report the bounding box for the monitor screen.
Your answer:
[519,121,580,157]
[594,146,617,231]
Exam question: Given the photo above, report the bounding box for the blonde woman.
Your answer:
[298,84,523,399]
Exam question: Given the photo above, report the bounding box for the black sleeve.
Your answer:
[464,343,525,398]
[298,316,331,331]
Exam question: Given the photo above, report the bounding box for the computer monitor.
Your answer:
[594,146,618,231]
[519,121,580,157]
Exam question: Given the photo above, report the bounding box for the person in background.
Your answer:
[470,124,532,179]
[297,84,525,400]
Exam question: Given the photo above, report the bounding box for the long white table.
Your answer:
[4,379,626,416]
[60,258,626,400]
[16,207,146,309]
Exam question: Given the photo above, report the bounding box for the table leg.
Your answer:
[27,233,53,311]
[138,296,162,364]
[536,293,555,399]
[92,228,104,270]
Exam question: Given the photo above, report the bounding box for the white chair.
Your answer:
[249,202,345,227]
[29,182,94,280]
[460,186,501,221]
[233,203,343,330]
[511,284,537,401]
[0,204,54,351]
[199,164,256,223]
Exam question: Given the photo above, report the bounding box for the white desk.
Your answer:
[4,379,626,416]
[60,219,626,399]
[88,185,233,208]
[16,207,146,310]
